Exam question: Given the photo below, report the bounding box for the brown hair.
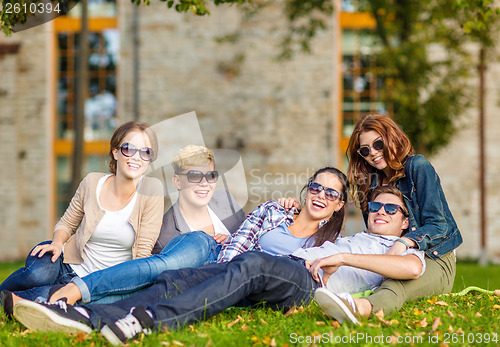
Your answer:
[369,185,408,216]
[108,121,158,175]
[369,185,409,234]
[346,114,413,213]
[300,167,349,248]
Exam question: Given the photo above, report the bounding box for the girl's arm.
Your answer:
[307,252,424,285]
[36,174,90,262]
[31,229,70,262]
[392,155,453,254]
[135,178,164,258]
[218,201,291,262]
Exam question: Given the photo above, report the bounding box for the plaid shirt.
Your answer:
[218,200,329,262]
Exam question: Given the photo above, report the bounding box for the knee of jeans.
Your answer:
[233,252,274,274]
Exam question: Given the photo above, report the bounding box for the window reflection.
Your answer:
[57,29,119,141]
[342,30,388,138]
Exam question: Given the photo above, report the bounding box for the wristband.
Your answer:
[396,238,410,250]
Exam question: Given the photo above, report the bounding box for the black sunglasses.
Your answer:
[177,170,219,183]
[119,143,154,161]
[357,139,384,158]
[307,182,341,201]
[368,201,408,216]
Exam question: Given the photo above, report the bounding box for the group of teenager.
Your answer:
[0,114,461,345]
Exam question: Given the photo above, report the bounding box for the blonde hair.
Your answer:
[172,145,215,173]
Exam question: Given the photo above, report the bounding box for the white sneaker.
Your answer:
[314,288,359,325]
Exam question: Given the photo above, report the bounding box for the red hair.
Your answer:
[346,114,413,212]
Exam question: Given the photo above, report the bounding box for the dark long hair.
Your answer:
[346,114,413,213]
[300,167,349,247]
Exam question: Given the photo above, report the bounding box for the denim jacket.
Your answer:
[368,155,462,259]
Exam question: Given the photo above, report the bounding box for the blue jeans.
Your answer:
[0,241,77,301]
[83,252,320,330]
[74,231,221,304]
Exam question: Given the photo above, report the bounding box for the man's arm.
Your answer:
[306,253,423,285]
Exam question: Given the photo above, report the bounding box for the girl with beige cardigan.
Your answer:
[0,121,164,309]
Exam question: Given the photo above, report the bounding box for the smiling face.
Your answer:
[367,193,409,237]
[173,164,216,209]
[302,172,345,222]
[359,130,388,172]
[112,130,152,181]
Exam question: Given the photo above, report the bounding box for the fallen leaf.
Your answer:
[388,335,398,345]
[251,336,259,342]
[447,310,455,318]
[227,315,245,327]
[439,343,449,347]
[241,324,249,331]
[475,312,482,317]
[198,333,208,338]
[426,306,435,311]
[435,301,449,307]
[430,317,442,334]
[456,328,464,334]
[172,341,184,346]
[269,338,277,347]
[227,316,242,328]
[160,342,171,346]
[284,306,298,317]
[389,319,400,325]
[375,308,385,320]
[73,333,88,343]
[448,325,454,332]
[493,304,500,309]
[413,309,422,315]
[260,318,269,325]
[419,317,428,328]
[331,321,341,328]
[316,321,325,325]
[427,298,436,305]
[262,336,271,344]
[494,289,500,297]
[367,323,381,328]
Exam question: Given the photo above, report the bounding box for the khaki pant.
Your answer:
[367,251,456,315]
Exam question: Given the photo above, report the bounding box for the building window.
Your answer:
[53,2,118,218]
[340,30,388,149]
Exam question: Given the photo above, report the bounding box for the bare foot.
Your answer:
[354,298,372,317]
[49,283,82,305]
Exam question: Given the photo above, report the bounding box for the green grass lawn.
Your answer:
[1,261,499,346]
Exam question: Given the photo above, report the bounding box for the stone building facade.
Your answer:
[0,1,499,261]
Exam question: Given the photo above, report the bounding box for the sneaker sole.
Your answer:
[100,325,125,346]
[13,300,93,334]
[314,288,359,325]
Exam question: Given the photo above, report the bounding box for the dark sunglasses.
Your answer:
[357,139,384,158]
[177,170,219,183]
[119,143,154,161]
[368,201,408,216]
[307,182,341,201]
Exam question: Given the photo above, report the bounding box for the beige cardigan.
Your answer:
[54,172,164,264]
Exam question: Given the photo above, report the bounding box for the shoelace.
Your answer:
[115,310,146,338]
[338,293,357,313]
[45,300,68,313]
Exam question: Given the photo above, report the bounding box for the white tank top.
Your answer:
[70,174,139,277]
